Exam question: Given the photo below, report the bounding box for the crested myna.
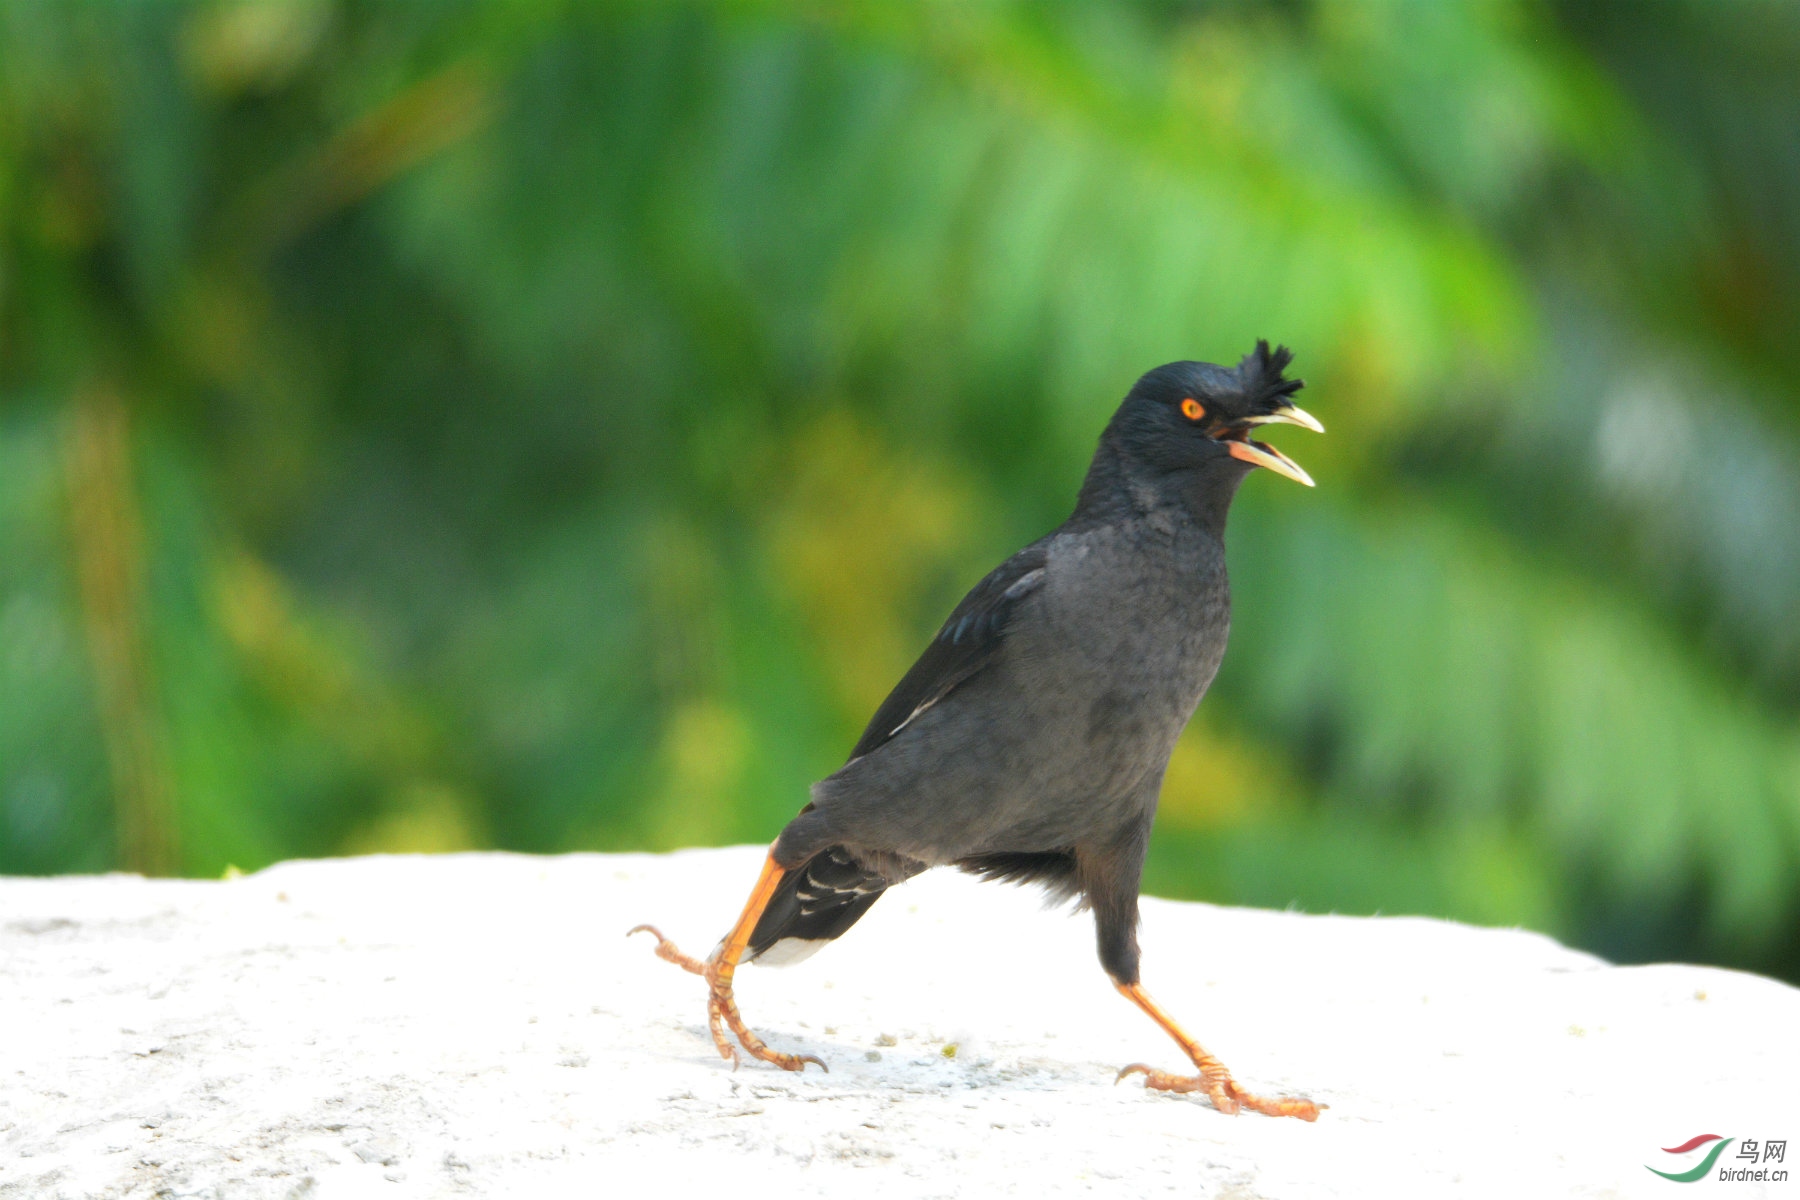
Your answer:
[633,342,1324,1120]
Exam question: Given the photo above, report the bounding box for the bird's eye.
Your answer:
[1180,398,1205,422]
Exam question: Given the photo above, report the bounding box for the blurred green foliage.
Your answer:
[3,1,1798,980]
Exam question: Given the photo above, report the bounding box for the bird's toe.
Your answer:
[1116,1061,1318,1120]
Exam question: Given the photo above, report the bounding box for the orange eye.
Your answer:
[1180,398,1205,422]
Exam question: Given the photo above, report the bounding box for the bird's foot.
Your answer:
[629,922,826,1074]
[711,984,827,1074]
[627,924,707,975]
[1116,1061,1320,1121]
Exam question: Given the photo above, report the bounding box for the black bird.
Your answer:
[633,342,1324,1120]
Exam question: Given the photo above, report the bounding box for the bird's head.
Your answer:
[1107,342,1323,488]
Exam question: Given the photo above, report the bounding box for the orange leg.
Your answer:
[1113,982,1319,1120]
[630,848,826,1073]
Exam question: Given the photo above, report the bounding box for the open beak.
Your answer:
[1223,405,1323,487]
[1242,406,1325,435]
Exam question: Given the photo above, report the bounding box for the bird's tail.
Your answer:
[745,846,898,967]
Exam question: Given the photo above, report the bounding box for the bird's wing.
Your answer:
[750,542,1049,965]
[845,539,1050,761]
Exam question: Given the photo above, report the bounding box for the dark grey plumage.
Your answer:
[748,344,1313,988]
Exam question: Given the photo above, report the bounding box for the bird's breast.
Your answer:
[1024,526,1231,744]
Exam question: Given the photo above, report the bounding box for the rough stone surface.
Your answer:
[2,846,1796,1199]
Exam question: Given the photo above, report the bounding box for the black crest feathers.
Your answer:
[1237,340,1304,408]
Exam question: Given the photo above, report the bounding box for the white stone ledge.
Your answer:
[2,846,1795,1198]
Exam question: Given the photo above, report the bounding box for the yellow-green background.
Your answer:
[4,1,1798,982]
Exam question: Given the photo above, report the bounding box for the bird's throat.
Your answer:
[1172,459,1250,535]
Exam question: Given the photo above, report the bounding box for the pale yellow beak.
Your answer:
[1241,405,1325,434]
[1227,439,1316,487]
[1225,404,1322,486]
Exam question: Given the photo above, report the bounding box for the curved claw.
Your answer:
[1115,1062,1153,1085]
[797,1054,828,1074]
[629,923,708,975]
